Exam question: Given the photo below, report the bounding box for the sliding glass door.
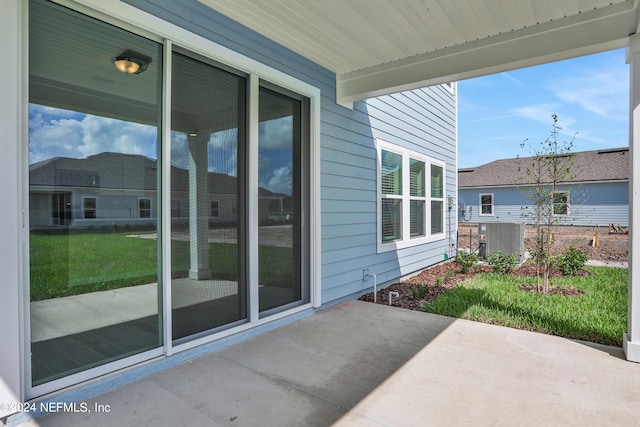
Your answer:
[27,0,313,391]
[29,0,162,386]
[258,86,310,314]
[170,51,247,341]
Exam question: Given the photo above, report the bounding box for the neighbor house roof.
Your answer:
[458,147,629,189]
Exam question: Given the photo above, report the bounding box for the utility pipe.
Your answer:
[365,273,377,303]
[388,291,399,305]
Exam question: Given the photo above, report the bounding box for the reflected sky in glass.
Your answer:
[29,104,294,195]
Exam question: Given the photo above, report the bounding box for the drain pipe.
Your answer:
[363,271,377,303]
[388,291,399,305]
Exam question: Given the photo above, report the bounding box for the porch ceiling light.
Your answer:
[113,50,151,74]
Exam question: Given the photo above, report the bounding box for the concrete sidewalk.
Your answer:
[12,300,640,426]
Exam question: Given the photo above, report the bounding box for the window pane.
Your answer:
[431,201,443,234]
[83,198,96,219]
[29,0,161,386]
[170,51,246,341]
[410,200,425,238]
[381,150,402,195]
[481,195,493,214]
[410,159,425,197]
[171,199,181,218]
[258,86,309,314]
[139,199,151,218]
[382,199,402,242]
[431,164,443,198]
[210,200,219,218]
[553,192,569,215]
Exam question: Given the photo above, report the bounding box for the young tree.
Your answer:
[518,115,576,293]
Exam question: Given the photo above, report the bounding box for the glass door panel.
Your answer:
[28,0,161,386]
[170,52,247,341]
[258,87,309,314]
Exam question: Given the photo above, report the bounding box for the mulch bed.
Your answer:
[358,260,588,311]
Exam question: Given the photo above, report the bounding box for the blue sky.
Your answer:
[457,48,629,168]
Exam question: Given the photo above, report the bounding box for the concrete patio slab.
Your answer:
[10,300,640,427]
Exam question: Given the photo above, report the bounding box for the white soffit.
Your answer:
[199,0,639,105]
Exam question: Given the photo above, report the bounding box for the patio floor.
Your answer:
[11,300,640,426]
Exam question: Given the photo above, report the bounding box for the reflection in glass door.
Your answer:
[258,86,310,314]
[170,52,247,342]
[28,0,162,386]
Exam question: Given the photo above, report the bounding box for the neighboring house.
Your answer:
[29,152,283,227]
[458,148,629,227]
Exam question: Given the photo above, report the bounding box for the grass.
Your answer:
[30,229,293,301]
[423,266,628,347]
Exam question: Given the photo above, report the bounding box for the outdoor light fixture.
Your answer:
[113,50,151,74]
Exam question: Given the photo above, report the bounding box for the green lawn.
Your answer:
[30,229,292,301]
[423,266,627,347]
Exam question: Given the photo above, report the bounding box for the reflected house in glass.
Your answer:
[28,152,283,228]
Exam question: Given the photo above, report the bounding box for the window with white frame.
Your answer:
[479,193,493,216]
[139,198,151,218]
[431,164,444,233]
[553,191,569,216]
[378,140,445,252]
[82,197,96,219]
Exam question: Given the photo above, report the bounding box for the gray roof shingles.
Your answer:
[458,147,629,188]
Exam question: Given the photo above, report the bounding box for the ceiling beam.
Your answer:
[337,1,638,106]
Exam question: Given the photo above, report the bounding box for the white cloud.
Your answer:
[511,103,562,123]
[549,67,627,119]
[261,166,292,195]
[29,105,157,164]
[259,117,293,150]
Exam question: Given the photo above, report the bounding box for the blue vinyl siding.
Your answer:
[124,0,458,304]
[459,182,628,227]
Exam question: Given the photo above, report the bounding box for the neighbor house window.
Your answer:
[210,200,219,218]
[479,193,493,216]
[378,140,446,252]
[139,198,151,218]
[553,191,569,216]
[83,197,96,219]
[171,199,182,218]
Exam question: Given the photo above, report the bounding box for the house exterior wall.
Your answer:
[121,0,458,302]
[458,181,629,227]
[320,89,457,302]
[0,0,456,412]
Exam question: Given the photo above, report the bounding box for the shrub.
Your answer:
[487,251,517,274]
[411,284,429,299]
[554,245,588,276]
[456,250,478,273]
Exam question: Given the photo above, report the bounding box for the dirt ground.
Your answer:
[359,223,627,311]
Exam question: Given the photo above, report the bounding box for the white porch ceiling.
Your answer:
[199,0,640,106]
